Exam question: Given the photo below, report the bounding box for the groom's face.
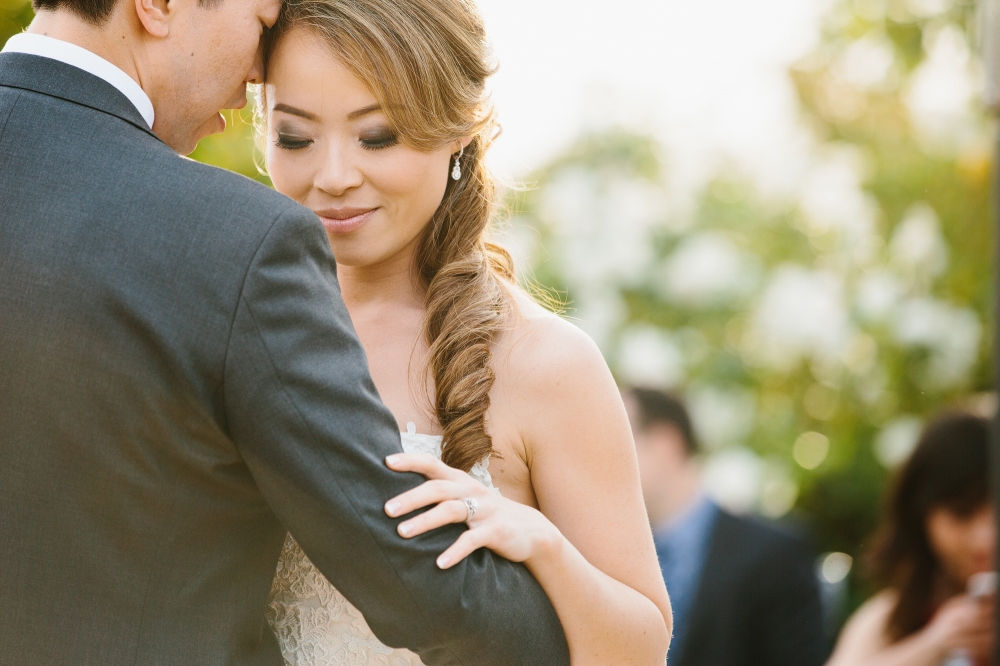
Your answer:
[149,0,282,154]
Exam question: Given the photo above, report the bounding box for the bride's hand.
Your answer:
[384,453,560,569]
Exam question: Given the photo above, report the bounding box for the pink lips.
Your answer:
[314,207,378,235]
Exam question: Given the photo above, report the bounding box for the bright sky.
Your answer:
[477,0,830,194]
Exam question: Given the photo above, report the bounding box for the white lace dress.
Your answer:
[266,423,499,666]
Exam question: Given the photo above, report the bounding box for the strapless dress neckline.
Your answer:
[399,423,497,491]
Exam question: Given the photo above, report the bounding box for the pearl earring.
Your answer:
[451,146,465,181]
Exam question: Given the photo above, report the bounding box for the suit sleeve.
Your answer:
[222,206,570,666]
[753,534,829,666]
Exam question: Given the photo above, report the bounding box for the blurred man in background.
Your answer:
[623,387,827,666]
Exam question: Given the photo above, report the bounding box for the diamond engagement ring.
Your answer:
[461,497,478,522]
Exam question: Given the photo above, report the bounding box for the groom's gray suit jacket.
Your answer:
[0,52,569,665]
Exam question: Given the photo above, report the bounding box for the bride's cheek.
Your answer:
[278,165,310,204]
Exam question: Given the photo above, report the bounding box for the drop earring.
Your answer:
[451,146,464,181]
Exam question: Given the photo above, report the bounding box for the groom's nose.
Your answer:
[246,41,266,85]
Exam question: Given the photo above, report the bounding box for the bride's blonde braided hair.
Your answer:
[264,0,512,472]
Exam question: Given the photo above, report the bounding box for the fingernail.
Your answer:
[386,455,400,466]
[399,523,412,537]
[437,555,450,569]
[386,501,400,516]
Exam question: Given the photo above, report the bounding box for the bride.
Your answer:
[259,0,672,663]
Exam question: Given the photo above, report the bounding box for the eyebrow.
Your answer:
[273,103,316,120]
[347,104,382,120]
[272,102,383,122]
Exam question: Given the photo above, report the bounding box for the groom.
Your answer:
[0,0,569,663]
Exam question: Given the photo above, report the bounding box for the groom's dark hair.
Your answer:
[33,0,220,26]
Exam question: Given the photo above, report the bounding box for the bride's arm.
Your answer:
[386,317,672,665]
[506,318,672,665]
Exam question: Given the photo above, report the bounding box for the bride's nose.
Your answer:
[315,147,364,197]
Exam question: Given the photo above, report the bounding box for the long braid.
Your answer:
[417,137,513,470]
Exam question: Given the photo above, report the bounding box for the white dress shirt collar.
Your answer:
[2,32,154,128]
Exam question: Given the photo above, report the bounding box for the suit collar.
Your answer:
[2,33,155,127]
[0,51,160,141]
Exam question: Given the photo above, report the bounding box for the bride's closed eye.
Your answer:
[359,129,399,151]
[273,132,398,151]
[275,133,313,150]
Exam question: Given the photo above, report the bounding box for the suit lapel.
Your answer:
[0,52,161,140]
[673,510,737,665]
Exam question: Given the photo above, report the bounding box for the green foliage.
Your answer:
[1,0,33,46]
[188,108,271,186]
[506,0,993,625]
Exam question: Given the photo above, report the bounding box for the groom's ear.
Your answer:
[134,0,173,37]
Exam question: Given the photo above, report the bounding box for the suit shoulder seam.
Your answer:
[219,203,301,406]
[0,89,23,144]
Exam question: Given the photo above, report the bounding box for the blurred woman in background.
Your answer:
[826,412,995,666]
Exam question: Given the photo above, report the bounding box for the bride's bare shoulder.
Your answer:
[492,288,625,451]
[497,289,610,390]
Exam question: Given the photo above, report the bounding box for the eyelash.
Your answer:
[274,133,400,152]
[360,134,399,151]
[275,134,312,150]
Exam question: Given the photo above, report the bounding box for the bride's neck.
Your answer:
[337,244,424,314]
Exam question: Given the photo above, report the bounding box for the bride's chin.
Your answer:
[326,232,417,271]
[324,243,379,269]
[337,258,383,270]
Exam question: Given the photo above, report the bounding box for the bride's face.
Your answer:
[264,27,457,268]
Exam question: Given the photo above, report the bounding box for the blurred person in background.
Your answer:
[623,387,827,666]
[826,412,995,666]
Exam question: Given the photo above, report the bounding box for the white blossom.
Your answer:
[701,447,763,514]
[892,297,981,389]
[905,25,978,146]
[759,458,800,518]
[617,325,686,389]
[855,271,906,321]
[906,0,956,21]
[888,203,948,284]
[875,416,924,467]
[746,265,853,370]
[835,33,896,88]
[657,232,759,306]
[569,288,628,354]
[799,149,879,246]
[687,385,757,450]
[541,169,663,291]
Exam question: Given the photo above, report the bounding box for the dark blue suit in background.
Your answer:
[658,503,827,666]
